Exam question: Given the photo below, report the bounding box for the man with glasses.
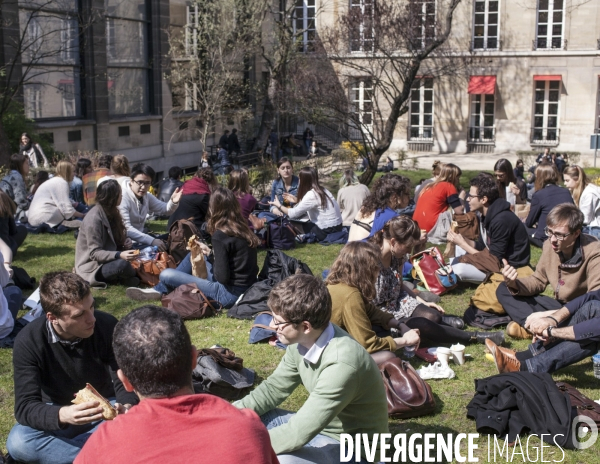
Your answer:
[496,203,600,339]
[118,163,181,251]
[234,274,389,464]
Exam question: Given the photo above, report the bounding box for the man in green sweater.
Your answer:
[234,274,389,463]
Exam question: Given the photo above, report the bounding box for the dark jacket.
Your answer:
[13,311,139,431]
[475,199,530,268]
[228,133,241,152]
[467,372,575,449]
[167,193,210,231]
[158,178,183,203]
[219,133,229,151]
[526,184,574,239]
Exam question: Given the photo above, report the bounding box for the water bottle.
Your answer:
[139,246,154,261]
[403,345,416,359]
[593,352,600,380]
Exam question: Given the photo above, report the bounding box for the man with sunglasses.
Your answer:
[234,274,388,463]
[496,203,600,339]
[118,163,181,251]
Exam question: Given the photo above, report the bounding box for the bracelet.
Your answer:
[546,316,559,325]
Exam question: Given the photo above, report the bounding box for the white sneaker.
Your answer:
[126,287,162,301]
[417,361,455,380]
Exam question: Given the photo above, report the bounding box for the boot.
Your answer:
[472,330,505,346]
[441,315,465,330]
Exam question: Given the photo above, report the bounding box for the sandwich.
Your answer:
[131,249,140,256]
[72,383,118,420]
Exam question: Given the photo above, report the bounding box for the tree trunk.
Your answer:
[0,119,13,168]
[359,150,383,185]
[252,75,277,153]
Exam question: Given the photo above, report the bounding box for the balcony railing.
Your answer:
[530,127,560,146]
[408,126,434,142]
[468,126,495,143]
[533,38,567,51]
[470,38,501,52]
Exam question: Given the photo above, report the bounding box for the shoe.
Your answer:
[473,330,505,346]
[417,361,456,380]
[62,220,81,229]
[486,339,521,373]
[507,321,532,340]
[414,290,441,303]
[126,287,161,301]
[295,234,306,243]
[442,315,465,330]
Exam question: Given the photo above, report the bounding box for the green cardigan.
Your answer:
[234,325,389,457]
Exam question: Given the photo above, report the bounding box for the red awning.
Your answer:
[468,76,496,95]
[533,75,562,81]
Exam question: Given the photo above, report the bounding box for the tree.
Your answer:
[317,0,464,184]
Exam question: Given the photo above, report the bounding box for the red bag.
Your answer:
[410,247,458,295]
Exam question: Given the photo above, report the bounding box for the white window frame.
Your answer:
[535,0,565,50]
[472,0,500,50]
[469,94,495,142]
[184,82,198,111]
[293,0,316,53]
[411,0,436,50]
[185,5,199,57]
[349,0,374,53]
[532,79,561,144]
[350,78,373,134]
[60,16,78,63]
[409,78,434,141]
[24,84,43,119]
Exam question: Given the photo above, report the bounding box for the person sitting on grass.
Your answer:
[75,180,140,288]
[497,203,600,339]
[6,272,138,464]
[118,163,181,251]
[126,187,259,309]
[234,274,389,464]
[82,154,113,206]
[74,305,278,464]
[337,169,371,228]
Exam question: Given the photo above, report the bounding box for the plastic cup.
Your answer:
[436,347,451,366]
[403,345,416,359]
[450,344,466,365]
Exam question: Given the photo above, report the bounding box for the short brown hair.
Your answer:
[39,272,91,317]
[534,162,559,192]
[546,203,584,233]
[268,274,331,330]
[369,215,421,248]
[325,241,380,301]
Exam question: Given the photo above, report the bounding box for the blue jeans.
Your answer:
[6,399,115,464]
[583,226,600,239]
[154,253,247,308]
[525,301,600,373]
[4,285,23,323]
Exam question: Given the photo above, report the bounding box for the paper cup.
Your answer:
[450,344,466,365]
[436,347,451,366]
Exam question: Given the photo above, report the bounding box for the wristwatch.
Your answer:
[547,325,556,338]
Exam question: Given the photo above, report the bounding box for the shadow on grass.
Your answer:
[17,246,75,262]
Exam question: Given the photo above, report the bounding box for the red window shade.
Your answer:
[468,76,496,95]
[533,75,562,81]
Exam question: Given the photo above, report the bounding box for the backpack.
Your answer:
[192,348,255,400]
[167,218,200,264]
[0,179,15,201]
[268,216,296,250]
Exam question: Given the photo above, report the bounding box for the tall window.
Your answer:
[350,79,373,135]
[349,0,374,52]
[106,0,149,116]
[469,95,495,142]
[19,0,81,119]
[536,0,564,49]
[185,4,198,56]
[293,0,316,53]
[596,78,600,134]
[409,78,434,140]
[410,0,436,50]
[472,0,499,50]
[532,80,560,143]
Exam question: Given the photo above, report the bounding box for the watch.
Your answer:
[547,325,556,338]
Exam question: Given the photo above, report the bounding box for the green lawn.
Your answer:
[1,169,599,463]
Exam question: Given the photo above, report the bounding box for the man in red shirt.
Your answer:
[75,306,278,464]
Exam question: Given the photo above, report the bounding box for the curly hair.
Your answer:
[359,174,411,216]
[206,187,260,247]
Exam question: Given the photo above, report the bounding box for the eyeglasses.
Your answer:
[466,193,483,199]
[132,179,152,188]
[271,318,298,330]
[544,227,572,241]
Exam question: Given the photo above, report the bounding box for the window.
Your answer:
[293,0,316,53]
[140,124,151,134]
[409,78,434,140]
[536,0,564,50]
[410,0,436,50]
[118,126,130,137]
[185,4,198,56]
[469,94,495,142]
[67,130,82,142]
[472,0,499,50]
[184,82,198,112]
[532,79,560,144]
[106,0,149,116]
[350,79,373,135]
[349,0,374,52]
[19,2,82,119]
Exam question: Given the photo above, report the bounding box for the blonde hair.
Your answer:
[55,161,74,182]
[534,163,559,192]
[423,163,462,193]
[563,165,588,207]
[432,160,443,177]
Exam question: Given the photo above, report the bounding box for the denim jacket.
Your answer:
[270,175,299,213]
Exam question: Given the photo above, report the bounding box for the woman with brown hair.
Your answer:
[228,168,257,223]
[563,165,600,238]
[97,154,131,189]
[128,187,260,308]
[269,166,342,240]
[75,180,139,287]
[525,162,573,247]
[494,158,526,205]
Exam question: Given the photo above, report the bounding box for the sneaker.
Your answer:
[295,234,306,243]
[506,321,532,340]
[126,287,161,301]
[417,361,455,380]
[62,220,82,229]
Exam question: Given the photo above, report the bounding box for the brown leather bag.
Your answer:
[161,283,219,319]
[555,381,600,429]
[131,252,177,286]
[379,358,436,419]
[454,212,480,240]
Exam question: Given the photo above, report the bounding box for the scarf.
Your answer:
[182,177,211,196]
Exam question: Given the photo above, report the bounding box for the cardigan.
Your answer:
[579,183,600,227]
[287,189,342,229]
[27,177,76,228]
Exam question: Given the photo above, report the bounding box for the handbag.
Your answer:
[131,252,177,286]
[555,381,600,430]
[268,216,296,250]
[161,283,220,319]
[410,247,458,295]
[379,358,436,419]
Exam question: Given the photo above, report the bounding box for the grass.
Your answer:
[1,169,599,463]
